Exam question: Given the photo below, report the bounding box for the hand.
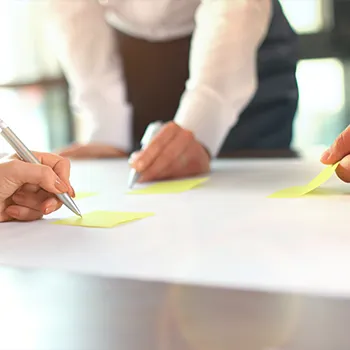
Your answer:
[0,152,74,222]
[58,142,127,159]
[320,125,350,182]
[130,122,210,182]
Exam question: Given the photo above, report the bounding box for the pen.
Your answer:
[0,118,82,217]
[128,121,163,189]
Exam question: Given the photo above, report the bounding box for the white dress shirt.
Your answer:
[47,0,272,156]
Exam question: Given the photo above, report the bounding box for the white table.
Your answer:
[0,159,349,298]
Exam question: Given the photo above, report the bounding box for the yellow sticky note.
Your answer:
[52,211,154,228]
[129,177,209,194]
[74,192,97,200]
[269,162,340,198]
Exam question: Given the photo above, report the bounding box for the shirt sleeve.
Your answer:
[173,0,272,157]
[47,0,132,152]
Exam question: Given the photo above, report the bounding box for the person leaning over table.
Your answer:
[0,152,74,222]
[48,0,299,183]
[321,125,350,183]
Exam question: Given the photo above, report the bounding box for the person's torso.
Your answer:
[110,0,299,152]
[102,0,199,40]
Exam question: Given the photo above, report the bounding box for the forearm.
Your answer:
[174,0,272,157]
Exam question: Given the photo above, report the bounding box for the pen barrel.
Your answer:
[140,121,163,147]
[0,127,40,164]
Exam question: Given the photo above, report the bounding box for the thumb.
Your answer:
[336,154,350,183]
[321,125,350,164]
[3,160,69,195]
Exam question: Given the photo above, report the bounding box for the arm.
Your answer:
[174,0,272,157]
[47,0,132,152]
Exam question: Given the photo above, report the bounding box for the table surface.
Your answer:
[1,159,350,350]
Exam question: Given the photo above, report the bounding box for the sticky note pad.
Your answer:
[269,162,340,198]
[52,211,154,228]
[74,192,97,200]
[129,177,209,194]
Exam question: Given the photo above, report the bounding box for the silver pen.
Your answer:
[0,119,82,217]
[128,121,163,189]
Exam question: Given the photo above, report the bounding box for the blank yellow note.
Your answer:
[74,192,97,200]
[129,177,209,194]
[52,211,154,228]
[269,162,340,198]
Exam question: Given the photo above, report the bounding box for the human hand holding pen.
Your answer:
[0,152,75,222]
[321,125,350,183]
[129,122,210,183]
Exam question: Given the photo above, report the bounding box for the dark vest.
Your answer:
[116,0,298,156]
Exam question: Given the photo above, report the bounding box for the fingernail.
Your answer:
[44,198,58,214]
[13,193,25,202]
[44,206,56,215]
[321,149,331,162]
[71,187,76,197]
[55,178,69,193]
[7,208,19,218]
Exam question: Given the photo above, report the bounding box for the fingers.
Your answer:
[335,154,350,183]
[4,160,69,194]
[139,139,210,182]
[5,205,43,222]
[20,184,41,193]
[321,125,350,164]
[132,122,179,173]
[12,190,62,215]
[138,128,194,182]
[162,140,210,179]
[128,151,139,165]
[32,152,73,192]
[7,152,74,195]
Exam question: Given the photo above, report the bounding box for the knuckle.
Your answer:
[183,129,194,141]
[166,121,176,128]
[9,159,23,172]
[61,157,71,168]
[334,133,346,151]
[148,144,161,158]
[166,121,179,132]
[40,165,54,179]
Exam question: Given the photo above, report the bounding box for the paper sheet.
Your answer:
[52,211,154,228]
[129,177,209,194]
[74,192,97,200]
[3,159,350,299]
[269,162,340,198]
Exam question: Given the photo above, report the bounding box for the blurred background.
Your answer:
[0,0,349,157]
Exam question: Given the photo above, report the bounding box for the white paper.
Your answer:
[1,159,350,298]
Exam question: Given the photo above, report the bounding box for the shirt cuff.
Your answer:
[174,87,238,157]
